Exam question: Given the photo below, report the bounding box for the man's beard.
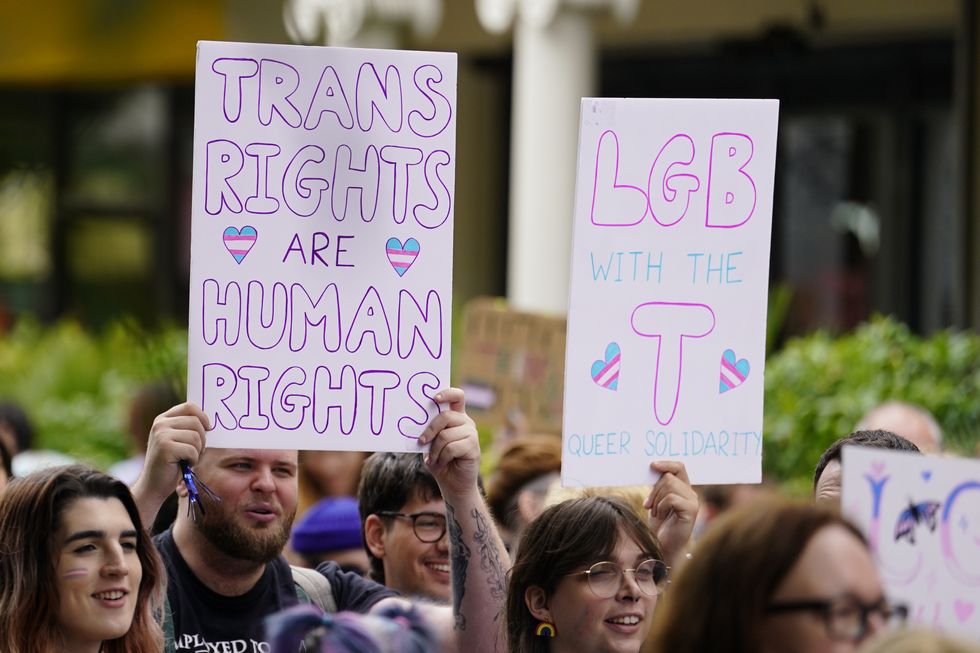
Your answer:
[195,499,295,563]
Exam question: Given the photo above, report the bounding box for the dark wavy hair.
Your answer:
[0,464,165,653]
[506,495,664,653]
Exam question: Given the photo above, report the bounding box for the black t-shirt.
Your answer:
[154,528,397,653]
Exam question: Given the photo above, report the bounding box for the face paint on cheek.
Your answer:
[62,568,89,579]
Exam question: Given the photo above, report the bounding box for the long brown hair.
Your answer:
[0,464,164,653]
[643,498,867,653]
[506,495,663,653]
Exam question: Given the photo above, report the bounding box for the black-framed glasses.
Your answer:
[766,595,908,642]
[566,559,669,598]
[376,511,447,543]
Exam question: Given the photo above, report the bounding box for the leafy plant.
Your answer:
[0,317,187,469]
[763,316,980,494]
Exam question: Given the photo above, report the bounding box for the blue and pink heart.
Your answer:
[591,342,621,391]
[386,237,420,277]
[223,226,258,264]
[719,348,750,393]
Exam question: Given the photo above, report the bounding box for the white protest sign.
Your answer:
[562,98,778,486]
[842,446,980,639]
[188,41,456,451]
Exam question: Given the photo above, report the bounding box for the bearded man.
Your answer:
[133,392,509,653]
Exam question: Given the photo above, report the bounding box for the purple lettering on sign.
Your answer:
[212,58,258,123]
[408,64,452,138]
[304,64,355,131]
[332,144,380,222]
[245,281,288,350]
[282,144,329,217]
[358,370,401,435]
[289,282,342,353]
[647,134,700,227]
[258,58,303,128]
[380,145,424,224]
[244,143,282,214]
[356,63,404,133]
[414,150,452,229]
[591,129,647,227]
[270,366,310,430]
[202,363,239,430]
[398,371,441,438]
[705,132,756,229]
[397,289,443,360]
[346,286,393,355]
[202,279,242,346]
[205,140,245,215]
[630,302,716,426]
[239,365,272,430]
[313,365,358,436]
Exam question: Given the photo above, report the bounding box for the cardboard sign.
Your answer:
[458,298,566,436]
[562,98,778,486]
[842,446,980,639]
[187,41,457,451]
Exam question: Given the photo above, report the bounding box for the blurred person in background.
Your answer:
[856,400,943,454]
[0,399,76,476]
[0,464,165,653]
[485,434,562,555]
[813,430,920,505]
[297,450,370,520]
[266,602,438,653]
[288,496,370,575]
[109,381,181,486]
[643,499,906,653]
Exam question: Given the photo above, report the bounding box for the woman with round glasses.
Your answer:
[506,495,670,653]
[644,498,906,653]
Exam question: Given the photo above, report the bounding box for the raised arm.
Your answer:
[131,402,209,527]
[644,460,699,567]
[415,387,509,653]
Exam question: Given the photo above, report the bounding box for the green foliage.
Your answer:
[763,316,980,494]
[0,318,187,469]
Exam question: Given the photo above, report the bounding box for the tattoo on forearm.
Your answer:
[471,507,507,603]
[447,503,471,631]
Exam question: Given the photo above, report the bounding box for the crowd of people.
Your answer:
[0,390,976,653]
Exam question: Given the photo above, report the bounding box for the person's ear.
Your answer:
[364,514,387,558]
[176,481,189,499]
[524,585,553,623]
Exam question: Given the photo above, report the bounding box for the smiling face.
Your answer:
[367,491,450,602]
[192,449,299,562]
[527,529,659,653]
[54,497,143,652]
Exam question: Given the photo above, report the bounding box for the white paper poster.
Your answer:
[562,98,778,486]
[842,446,980,640]
[187,41,457,451]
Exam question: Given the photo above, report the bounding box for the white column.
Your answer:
[283,0,441,48]
[477,0,637,315]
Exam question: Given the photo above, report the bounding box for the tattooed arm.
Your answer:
[417,387,510,653]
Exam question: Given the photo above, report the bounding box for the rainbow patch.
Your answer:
[535,623,556,638]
